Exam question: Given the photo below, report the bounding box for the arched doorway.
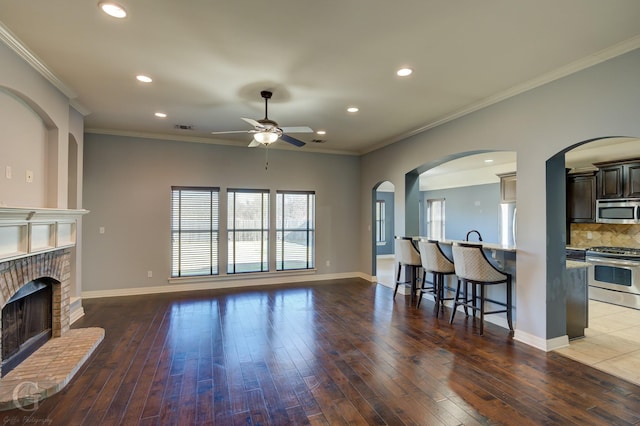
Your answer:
[372,181,395,288]
[548,136,640,386]
[417,151,517,243]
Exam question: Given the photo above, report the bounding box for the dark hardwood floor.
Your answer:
[1,278,639,425]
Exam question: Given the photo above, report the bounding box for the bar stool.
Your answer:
[394,236,421,305]
[417,239,457,315]
[450,242,513,335]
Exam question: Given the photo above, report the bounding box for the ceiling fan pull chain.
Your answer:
[265,146,269,170]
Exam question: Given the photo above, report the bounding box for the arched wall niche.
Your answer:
[0,86,60,208]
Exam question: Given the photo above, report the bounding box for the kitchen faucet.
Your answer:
[465,230,483,242]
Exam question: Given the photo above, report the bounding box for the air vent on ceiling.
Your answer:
[174,124,194,130]
[311,139,326,144]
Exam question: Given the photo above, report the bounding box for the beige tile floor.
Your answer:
[376,256,640,387]
[376,255,396,289]
[554,299,640,387]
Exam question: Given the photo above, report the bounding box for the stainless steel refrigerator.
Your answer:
[499,203,517,246]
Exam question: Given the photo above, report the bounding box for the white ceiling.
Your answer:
[1,1,640,155]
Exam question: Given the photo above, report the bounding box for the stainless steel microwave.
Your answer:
[596,199,640,224]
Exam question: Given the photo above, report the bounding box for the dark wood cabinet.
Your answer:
[597,165,623,198]
[567,172,596,223]
[625,163,640,197]
[595,159,640,199]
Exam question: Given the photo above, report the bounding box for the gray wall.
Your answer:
[421,183,500,243]
[360,48,640,347]
[82,133,361,292]
[0,41,85,298]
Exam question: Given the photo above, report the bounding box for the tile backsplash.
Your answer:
[570,223,640,248]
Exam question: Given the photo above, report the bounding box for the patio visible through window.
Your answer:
[170,187,219,277]
[276,191,315,270]
[228,189,269,273]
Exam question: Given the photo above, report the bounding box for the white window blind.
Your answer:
[276,191,315,270]
[228,189,269,273]
[171,187,219,277]
[376,200,386,243]
[426,198,445,240]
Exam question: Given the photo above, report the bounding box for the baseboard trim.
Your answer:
[514,330,568,352]
[69,296,85,324]
[82,272,368,299]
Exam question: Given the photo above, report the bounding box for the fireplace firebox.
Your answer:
[1,279,53,376]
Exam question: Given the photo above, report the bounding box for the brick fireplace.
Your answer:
[0,248,71,376]
[0,207,106,410]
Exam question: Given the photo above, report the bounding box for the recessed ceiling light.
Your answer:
[347,107,359,113]
[98,2,127,18]
[484,159,494,163]
[396,67,413,77]
[154,112,167,118]
[316,130,327,135]
[136,75,152,83]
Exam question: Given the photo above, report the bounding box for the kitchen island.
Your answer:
[414,238,516,331]
[418,238,516,274]
[416,238,588,339]
[565,260,590,339]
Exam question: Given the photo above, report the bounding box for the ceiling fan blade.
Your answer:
[280,126,313,133]
[280,134,306,147]
[248,139,262,147]
[211,130,250,135]
[241,117,263,128]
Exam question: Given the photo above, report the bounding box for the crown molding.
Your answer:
[0,21,90,116]
[367,35,640,154]
[85,128,361,156]
[70,99,91,116]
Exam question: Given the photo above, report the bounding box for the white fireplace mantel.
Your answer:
[0,207,89,262]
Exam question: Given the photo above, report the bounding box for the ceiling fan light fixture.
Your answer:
[98,2,127,18]
[254,131,279,144]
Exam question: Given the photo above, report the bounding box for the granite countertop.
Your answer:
[566,260,591,269]
[414,237,516,252]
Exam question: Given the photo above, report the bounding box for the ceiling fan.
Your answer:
[211,90,313,147]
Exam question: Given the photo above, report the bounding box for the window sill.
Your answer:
[168,268,317,285]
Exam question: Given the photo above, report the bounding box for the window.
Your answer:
[228,189,269,273]
[171,187,219,277]
[426,198,445,240]
[375,200,386,243]
[276,191,315,270]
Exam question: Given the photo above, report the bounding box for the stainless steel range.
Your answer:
[586,246,640,310]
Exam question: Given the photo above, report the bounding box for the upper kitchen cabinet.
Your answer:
[497,172,516,203]
[595,159,640,199]
[567,172,596,223]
